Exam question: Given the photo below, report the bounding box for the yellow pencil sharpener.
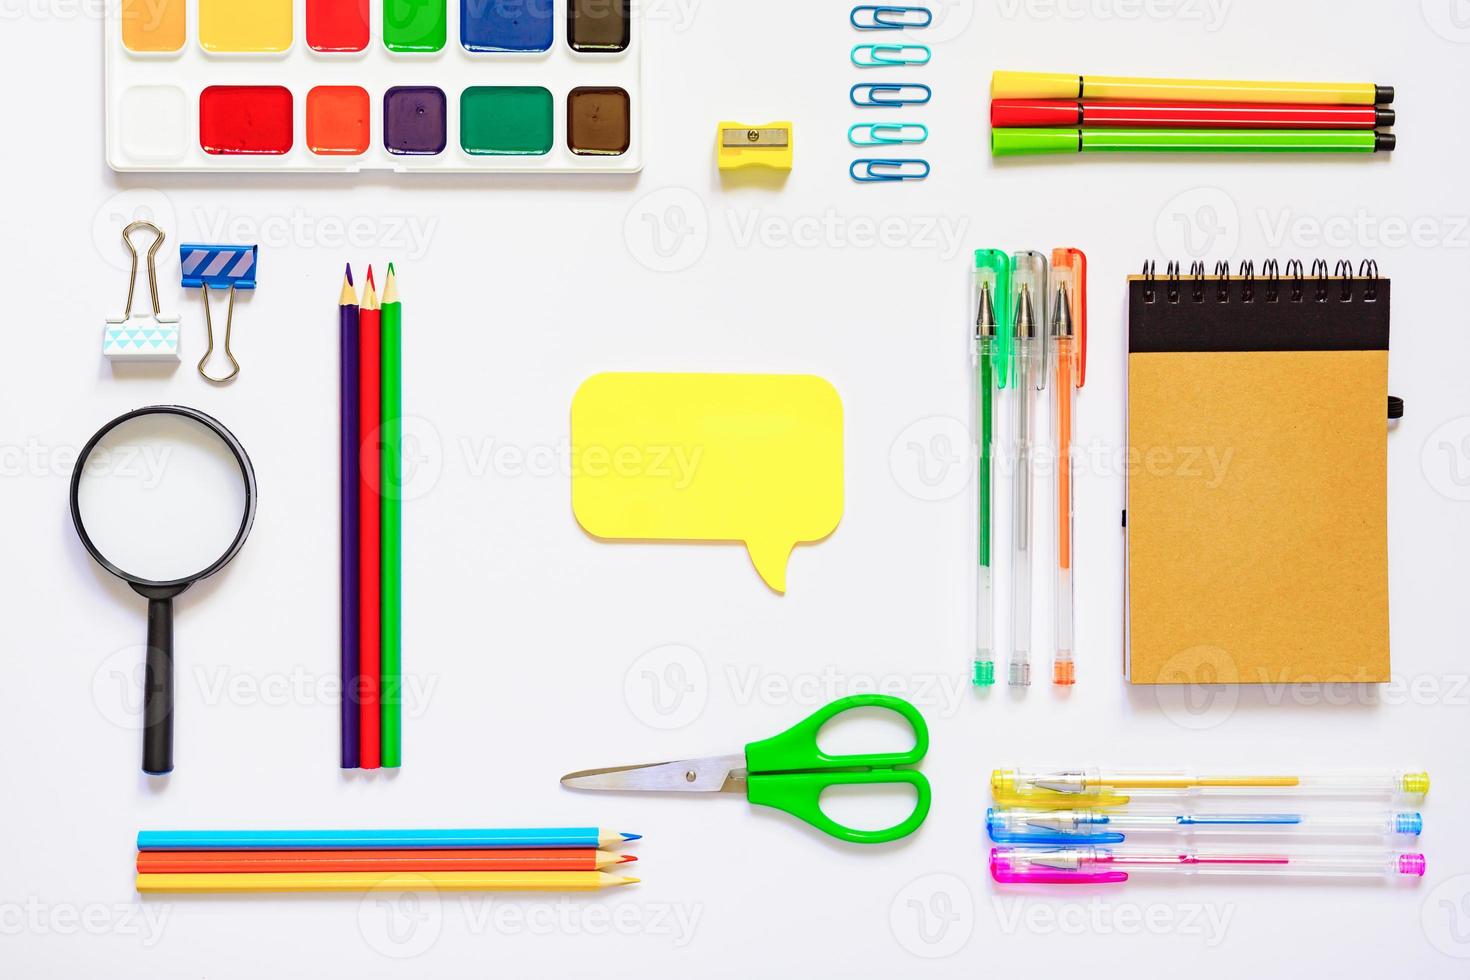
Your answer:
[717,122,794,172]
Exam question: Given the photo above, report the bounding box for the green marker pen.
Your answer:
[992,128,1396,156]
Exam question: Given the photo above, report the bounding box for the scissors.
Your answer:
[560,694,930,844]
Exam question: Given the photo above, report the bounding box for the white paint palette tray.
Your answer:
[104,0,642,173]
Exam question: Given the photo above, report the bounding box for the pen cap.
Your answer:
[1050,247,1087,388]
[990,768,1131,808]
[989,847,1128,884]
[991,128,1081,157]
[974,249,1013,387]
[991,99,1081,127]
[1010,251,1049,389]
[991,71,1081,100]
[986,807,1125,845]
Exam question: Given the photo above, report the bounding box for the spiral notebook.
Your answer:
[1125,260,1395,685]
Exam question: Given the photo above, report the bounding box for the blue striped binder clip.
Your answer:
[180,244,257,290]
[180,243,257,383]
[850,158,930,182]
[850,82,931,107]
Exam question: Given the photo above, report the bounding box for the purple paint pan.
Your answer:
[383,87,447,156]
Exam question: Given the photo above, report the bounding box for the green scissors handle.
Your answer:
[743,694,931,844]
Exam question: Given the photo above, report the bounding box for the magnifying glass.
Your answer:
[70,406,257,775]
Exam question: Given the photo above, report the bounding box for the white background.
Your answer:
[3,0,1470,976]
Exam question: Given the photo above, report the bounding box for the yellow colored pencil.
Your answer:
[136,871,640,893]
[991,71,1390,106]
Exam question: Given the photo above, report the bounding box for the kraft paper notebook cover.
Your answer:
[1125,261,1395,685]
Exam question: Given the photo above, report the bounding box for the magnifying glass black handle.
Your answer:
[136,584,186,775]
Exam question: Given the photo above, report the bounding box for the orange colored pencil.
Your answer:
[136,848,634,874]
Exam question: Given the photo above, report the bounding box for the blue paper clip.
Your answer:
[851,43,931,67]
[848,122,928,146]
[180,243,257,383]
[850,158,930,182]
[850,5,932,29]
[850,82,932,107]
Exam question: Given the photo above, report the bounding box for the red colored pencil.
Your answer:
[990,99,1394,130]
[358,269,382,769]
[137,849,636,874]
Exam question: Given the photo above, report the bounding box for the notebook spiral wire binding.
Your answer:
[1140,259,1381,304]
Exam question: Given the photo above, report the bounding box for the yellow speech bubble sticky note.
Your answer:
[571,372,844,593]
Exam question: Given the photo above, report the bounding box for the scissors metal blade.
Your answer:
[560,754,747,794]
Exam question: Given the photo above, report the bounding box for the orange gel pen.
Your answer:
[1049,249,1085,686]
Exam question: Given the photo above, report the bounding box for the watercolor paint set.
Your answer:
[105,0,642,173]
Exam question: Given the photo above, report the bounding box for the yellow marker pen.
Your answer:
[991,71,1393,106]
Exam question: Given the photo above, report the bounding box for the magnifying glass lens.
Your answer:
[75,413,249,583]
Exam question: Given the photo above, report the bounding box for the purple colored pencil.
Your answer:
[339,264,361,769]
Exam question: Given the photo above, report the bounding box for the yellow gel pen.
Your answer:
[992,768,1431,808]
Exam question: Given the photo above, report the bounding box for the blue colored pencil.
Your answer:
[137,828,642,851]
[339,265,361,769]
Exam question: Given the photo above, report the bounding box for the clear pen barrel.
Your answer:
[976,567,994,679]
[1086,809,1420,838]
[1009,341,1037,687]
[1109,846,1424,879]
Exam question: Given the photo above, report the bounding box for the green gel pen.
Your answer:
[974,280,998,687]
[972,250,1010,687]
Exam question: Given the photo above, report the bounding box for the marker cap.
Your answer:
[991,71,1079,99]
[991,127,1080,157]
[990,99,1081,127]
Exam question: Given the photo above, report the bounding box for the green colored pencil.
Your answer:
[380,264,402,768]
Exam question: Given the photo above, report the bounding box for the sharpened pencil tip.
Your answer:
[618,854,638,863]
[621,833,641,842]
[366,265,375,287]
[387,262,396,275]
[345,263,353,286]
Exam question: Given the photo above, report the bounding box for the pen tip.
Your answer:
[1015,283,1036,336]
[1052,283,1073,335]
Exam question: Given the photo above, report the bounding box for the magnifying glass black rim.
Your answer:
[69,405,257,591]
